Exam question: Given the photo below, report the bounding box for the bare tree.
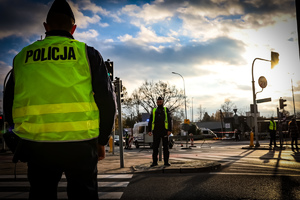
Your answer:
[198,104,205,122]
[221,99,235,117]
[214,110,222,121]
[130,80,185,114]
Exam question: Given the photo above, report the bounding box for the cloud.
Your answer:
[118,26,178,48]
[0,0,48,39]
[74,29,99,41]
[118,0,295,44]
[121,3,174,24]
[76,0,122,23]
[99,36,246,86]
[111,36,245,66]
[237,85,252,91]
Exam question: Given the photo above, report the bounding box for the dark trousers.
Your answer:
[269,130,277,147]
[25,139,99,200]
[291,137,299,151]
[152,130,169,164]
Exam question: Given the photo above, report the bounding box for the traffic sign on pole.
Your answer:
[256,97,271,104]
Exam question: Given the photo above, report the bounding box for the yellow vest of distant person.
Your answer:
[269,120,276,131]
[151,107,168,130]
[12,36,99,142]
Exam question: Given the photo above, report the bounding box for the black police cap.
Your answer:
[157,97,163,100]
[47,0,75,22]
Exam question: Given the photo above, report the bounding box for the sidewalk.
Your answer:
[0,139,294,175]
[0,149,221,175]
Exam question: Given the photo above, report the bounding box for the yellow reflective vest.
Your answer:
[151,107,168,130]
[12,36,99,142]
[269,120,276,131]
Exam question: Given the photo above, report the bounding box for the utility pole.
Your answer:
[114,77,124,168]
[251,52,279,147]
[192,97,193,122]
[291,79,296,117]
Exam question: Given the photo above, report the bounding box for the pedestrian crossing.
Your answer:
[0,174,133,200]
[171,150,300,176]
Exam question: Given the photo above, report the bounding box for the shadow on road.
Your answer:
[292,152,300,163]
[259,149,275,163]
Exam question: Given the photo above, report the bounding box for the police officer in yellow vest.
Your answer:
[3,0,116,199]
[148,97,172,167]
[269,117,277,148]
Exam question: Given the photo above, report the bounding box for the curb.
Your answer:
[131,160,221,174]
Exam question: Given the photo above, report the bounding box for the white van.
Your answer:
[132,122,153,148]
[200,128,217,138]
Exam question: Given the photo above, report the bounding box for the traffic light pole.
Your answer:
[114,77,124,168]
[252,58,270,147]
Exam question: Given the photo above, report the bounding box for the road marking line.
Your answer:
[0,174,133,179]
[0,192,123,199]
[0,181,130,188]
[209,172,300,176]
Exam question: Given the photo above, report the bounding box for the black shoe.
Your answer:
[150,163,158,167]
[164,163,171,166]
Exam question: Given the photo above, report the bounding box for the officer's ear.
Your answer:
[70,24,76,35]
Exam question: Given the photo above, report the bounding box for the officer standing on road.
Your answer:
[3,0,116,199]
[269,117,277,148]
[288,118,299,152]
[148,97,172,167]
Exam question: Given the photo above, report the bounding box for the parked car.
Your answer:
[114,135,125,146]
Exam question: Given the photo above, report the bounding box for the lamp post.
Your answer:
[172,72,187,119]
[251,51,279,147]
[192,97,193,122]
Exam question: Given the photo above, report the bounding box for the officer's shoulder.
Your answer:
[87,45,103,58]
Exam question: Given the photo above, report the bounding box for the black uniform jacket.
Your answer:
[147,106,172,133]
[3,30,116,146]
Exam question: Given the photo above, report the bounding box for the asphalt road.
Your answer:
[121,173,300,200]
[120,139,300,200]
[1,139,299,199]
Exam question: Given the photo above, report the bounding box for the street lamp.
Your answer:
[172,72,187,119]
[251,51,279,147]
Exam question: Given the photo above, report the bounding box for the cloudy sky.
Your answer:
[0,0,299,120]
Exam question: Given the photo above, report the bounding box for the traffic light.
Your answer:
[105,59,114,82]
[120,93,124,103]
[279,97,287,109]
[0,114,3,130]
[271,51,279,69]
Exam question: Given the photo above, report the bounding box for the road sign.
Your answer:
[258,76,267,88]
[256,97,271,104]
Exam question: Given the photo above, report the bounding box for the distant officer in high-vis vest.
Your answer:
[148,97,172,167]
[3,0,116,199]
[269,117,277,148]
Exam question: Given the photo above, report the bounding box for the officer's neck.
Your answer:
[157,105,163,108]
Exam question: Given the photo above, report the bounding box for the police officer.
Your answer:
[269,117,277,148]
[289,118,299,152]
[148,97,172,167]
[3,0,116,199]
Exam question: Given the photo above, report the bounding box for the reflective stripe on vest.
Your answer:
[13,36,99,142]
[151,107,168,130]
[269,121,276,131]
